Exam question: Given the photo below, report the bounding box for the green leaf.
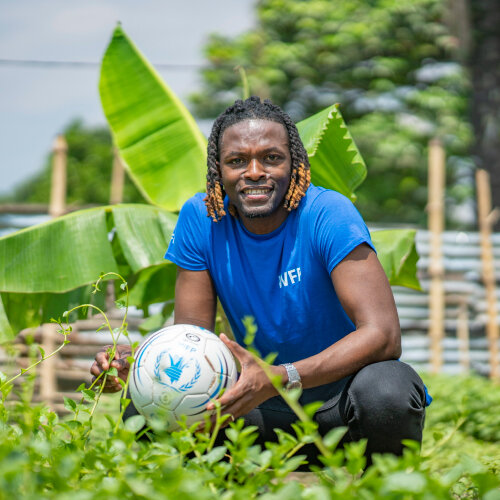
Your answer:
[124,414,146,433]
[371,229,421,290]
[0,208,118,294]
[63,397,77,412]
[203,446,227,465]
[99,25,207,211]
[384,471,427,493]
[126,264,176,311]
[82,389,96,402]
[0,204,177,336]
[323,426,347,450]
[138,313,167,336]
[296,104,366,201]
[113,204,176,273]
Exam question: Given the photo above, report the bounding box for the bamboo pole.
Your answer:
[476,169,500,379]
[110,147,125,205]
[40,323,57,405]
[427,138,446,373]
[49,135,68,217]
[457,301,470,372]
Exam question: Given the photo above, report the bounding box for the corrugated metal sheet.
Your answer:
[392,229,500,375]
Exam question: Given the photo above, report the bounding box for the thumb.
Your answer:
[220,333,249,362]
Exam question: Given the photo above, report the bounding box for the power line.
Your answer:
[0,58,205,70]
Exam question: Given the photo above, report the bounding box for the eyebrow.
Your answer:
[222,145,289,156]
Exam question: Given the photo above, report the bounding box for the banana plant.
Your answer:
[0,26,419,342]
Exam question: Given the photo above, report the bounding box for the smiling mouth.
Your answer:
[242,187,273,196]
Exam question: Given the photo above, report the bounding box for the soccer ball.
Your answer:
[129,324,237,430]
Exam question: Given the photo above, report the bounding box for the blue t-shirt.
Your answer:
[165,184,374,364]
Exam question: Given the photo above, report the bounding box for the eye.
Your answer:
[228,157,244,166]
[266,154,282,162]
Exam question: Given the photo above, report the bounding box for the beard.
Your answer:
[235,202,279,219]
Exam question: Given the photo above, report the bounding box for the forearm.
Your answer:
[291,324,401,389]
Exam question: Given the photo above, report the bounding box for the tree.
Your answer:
[4,120,146,206]
[190,0,473,226]
[468,0,500,229]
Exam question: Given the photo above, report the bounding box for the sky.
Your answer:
[0,0,255,197]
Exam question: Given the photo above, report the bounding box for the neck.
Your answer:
[238,206,290,234]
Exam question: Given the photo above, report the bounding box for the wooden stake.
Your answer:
[40,323,57,405]
[476,169,499,379]
[457,301,470,372]
[49,135,68,217]
[427,138,446,373]
[110,147,125,205]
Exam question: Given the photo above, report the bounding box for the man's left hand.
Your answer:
[206,333,285,424]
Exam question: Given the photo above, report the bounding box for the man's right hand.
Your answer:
[90,344,132,393]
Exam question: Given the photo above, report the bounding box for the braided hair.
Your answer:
[204,96,311,222]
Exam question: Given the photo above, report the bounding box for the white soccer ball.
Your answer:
[129,324,237,430]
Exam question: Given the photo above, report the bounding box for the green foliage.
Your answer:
[296,104,366,201]
[0,205,176,340]
[99,26,207,212]
[1,286,499,498]
[372,229,421,290]
[191,0,473,226]
[2,120,146,205]
[423,373,500,443]
[0,368,499,498]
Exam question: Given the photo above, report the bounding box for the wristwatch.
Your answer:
[281,363,302,390]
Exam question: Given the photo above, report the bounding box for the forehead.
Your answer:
[219,119,289,152]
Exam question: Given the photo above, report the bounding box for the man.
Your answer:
[91,96,428,464]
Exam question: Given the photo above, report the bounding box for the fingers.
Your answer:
[206,385,237,411]
[94,349,111,372]
[89,345,131,394]
[220,333,251,361]
[92,374,122,393]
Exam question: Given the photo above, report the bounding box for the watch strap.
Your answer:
[281,363,302,390]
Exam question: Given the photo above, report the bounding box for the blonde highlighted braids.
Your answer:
[204,96,311,222]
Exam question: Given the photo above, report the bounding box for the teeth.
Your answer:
[245,188,270,195]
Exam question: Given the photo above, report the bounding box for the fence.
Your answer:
[397,229,500,375]
[0,136,125,216]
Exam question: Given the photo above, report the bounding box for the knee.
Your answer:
[347,360,426,426]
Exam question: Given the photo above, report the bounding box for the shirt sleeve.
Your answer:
[164,195,209,271]
[312,190,375,274]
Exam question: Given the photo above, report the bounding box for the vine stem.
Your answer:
[252,354,332,459]
[0,334,70,393]
[206,402,231,452]
[61,272,133,431]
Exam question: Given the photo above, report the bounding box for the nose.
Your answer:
[244,159,266,181]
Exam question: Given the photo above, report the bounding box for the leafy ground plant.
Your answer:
[0,279,499,499]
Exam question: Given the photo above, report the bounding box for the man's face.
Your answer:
[218,119,291,232]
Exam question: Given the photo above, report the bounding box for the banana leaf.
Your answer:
[0,204,177,341]
[371,229,421,290]
[0,209,118,293]
[99,26,207,212]
[296,104,366,201]
[113,204,177,273]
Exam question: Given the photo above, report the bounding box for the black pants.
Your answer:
[126,360,427,466]
[214,360,427,466]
